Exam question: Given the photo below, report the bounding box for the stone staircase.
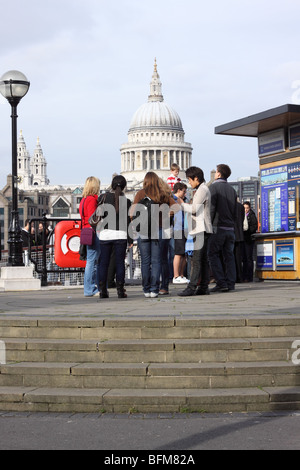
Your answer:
[0,316,300,413]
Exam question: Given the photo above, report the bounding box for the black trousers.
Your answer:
[99,240,127,286]
[243,241,254,282]
[208,229,236,289]
[189,233,210,291]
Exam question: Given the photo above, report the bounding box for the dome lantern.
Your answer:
[148,58,164,103]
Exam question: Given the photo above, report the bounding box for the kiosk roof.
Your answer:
[215,104,300,137]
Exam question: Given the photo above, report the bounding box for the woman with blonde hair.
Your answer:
[79,176,101,297]
[132,172,176,297]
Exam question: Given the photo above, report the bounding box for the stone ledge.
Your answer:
[0,267,41,291]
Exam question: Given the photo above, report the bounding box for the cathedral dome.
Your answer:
[129,101,183,132]
[128,60,183,133]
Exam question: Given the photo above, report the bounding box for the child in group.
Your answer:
[167,163,181,190]
[172,182,189,284]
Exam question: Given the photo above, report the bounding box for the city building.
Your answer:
[229,176,260,214]
[208,170,260,214]
[0,133,84,250]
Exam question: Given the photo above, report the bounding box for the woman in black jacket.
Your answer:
[243,201,258,282]
[97,175,133,299]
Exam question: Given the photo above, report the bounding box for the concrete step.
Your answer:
[1,337,296,363]
[1,361,299,389]
[1,317,300,340]
[0,385,300,413]
[1,316,300,413]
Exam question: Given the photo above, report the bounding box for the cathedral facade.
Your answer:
[0,133,83,250]
[121,60,192,187]
[17,131,50,190]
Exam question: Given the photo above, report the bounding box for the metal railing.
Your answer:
[0,215,142,287]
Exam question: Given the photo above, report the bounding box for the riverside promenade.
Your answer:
[0,280,299,318]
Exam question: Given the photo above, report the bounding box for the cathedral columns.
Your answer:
[121,147,192,176]
[147,151,150,171]
[154,150,157,170]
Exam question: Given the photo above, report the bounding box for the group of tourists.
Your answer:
[79,163,258,300]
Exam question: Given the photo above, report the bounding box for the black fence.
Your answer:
[0,215,142,287]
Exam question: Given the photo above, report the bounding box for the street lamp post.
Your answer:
[0,70,30,266]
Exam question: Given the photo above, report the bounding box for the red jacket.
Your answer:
[79,195,98,228]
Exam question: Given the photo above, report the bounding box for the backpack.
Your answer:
[133,196,159,239]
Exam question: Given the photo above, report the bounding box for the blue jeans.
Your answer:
[84,236,101,296]
[208,229,236,289]
[138,232,170,294]
[99,240,127,285]
[138,238,160,294]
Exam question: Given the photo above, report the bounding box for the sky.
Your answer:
[1,0,300,189]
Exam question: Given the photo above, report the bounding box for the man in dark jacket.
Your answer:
[21,219,34,248]
[235,201,245,283]
[208,164,237,292]
[243,201,258,282]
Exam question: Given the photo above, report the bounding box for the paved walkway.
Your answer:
[1,410,300,450]
[1,280,300,450]
[0,280,300,318]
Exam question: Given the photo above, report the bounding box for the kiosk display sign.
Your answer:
[258,129,285,157]
[275,239,295,270]
[261,162,300,232]
[256,241,274,270]
[289,124,300,150]
[261,165,288,233]
[287,162,300,231]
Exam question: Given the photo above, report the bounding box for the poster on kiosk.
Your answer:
[260,163,300,234]
[259,126,300,234]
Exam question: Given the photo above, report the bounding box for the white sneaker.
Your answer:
[173,276,188,284]
[150,292,158,298]
[144,293,151,298]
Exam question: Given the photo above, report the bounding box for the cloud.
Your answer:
[1,0,300,188]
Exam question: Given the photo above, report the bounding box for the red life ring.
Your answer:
[54,221,86,268]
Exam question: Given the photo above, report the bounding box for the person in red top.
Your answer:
[79,176,101,297]
[167,163,181,190]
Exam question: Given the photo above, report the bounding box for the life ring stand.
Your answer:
[54,221,86,268]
